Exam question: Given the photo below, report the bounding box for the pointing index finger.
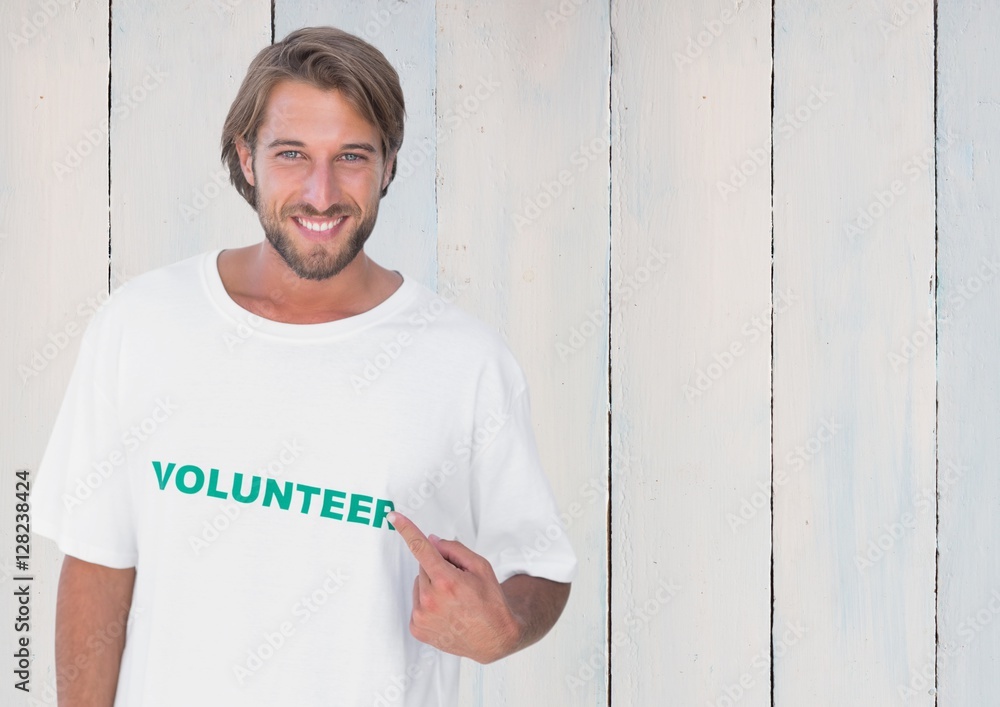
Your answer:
[388,511,450,579]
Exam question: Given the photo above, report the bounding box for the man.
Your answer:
[32,26,576,706]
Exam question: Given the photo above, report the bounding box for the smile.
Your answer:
[293,215,346,233]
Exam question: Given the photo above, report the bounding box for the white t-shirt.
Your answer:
[31,249,577,707]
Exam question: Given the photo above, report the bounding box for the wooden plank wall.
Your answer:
[611,1,772,704]
[4,0,1000,705]
[111,0,270,280]
[772,1,936,704]
[937,1,1000,704]
[1,1,110,703]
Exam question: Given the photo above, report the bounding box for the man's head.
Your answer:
[220,27,406,280]
[222,27,405,205]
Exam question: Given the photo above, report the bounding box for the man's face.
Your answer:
[235,80,394,281]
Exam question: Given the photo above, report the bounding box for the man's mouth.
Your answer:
[292,215,347,239]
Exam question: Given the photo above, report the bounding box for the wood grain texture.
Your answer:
[2,1,110,704]
[111,0,270,280]
[611,0,773,704]
[936,1,1000,703]
[772,1,936,704]
[276,0,438,288]
[435,1,610,704]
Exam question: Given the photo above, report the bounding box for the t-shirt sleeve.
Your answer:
[30,302,137,569]
[469,380,578,585]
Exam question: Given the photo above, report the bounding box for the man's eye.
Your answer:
[279,150,301,159]
[342,153,364,162]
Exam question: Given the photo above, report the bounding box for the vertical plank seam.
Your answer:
[606,2,614,704]
[769,0,776,705]
[932,0,940,704]
[432,0,438,294]
[107,0,113,294]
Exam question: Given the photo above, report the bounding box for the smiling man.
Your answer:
[31,27,576,707]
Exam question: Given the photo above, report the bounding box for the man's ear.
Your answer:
[381,150,397,192]
[235,137,256,187]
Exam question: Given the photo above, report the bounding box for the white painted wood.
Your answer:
[15,0,1000,703]
[276,0,438,289]
[435,1,610,704]
[772,1,936,704]
[936,2,1000,704]
[111,0,270,280]
[1,1,110,704]
[611,1,772,704]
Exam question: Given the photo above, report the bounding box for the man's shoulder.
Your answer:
[100,249,212,315]
[115,249,209,296]
[403,279,510,348]
[400,278,528,387]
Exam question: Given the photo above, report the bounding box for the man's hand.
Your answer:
[389,510,523,664]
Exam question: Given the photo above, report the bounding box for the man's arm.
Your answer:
[500,574,571,655]
[390,511,571,664]
[56,555,136,707]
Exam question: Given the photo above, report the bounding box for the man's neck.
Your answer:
[217,243,403,325]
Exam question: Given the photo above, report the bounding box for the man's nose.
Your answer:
[301,162,342,212]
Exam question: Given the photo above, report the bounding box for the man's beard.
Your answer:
[259,201,379,281]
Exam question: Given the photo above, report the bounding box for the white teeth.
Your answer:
[297,216,345,232]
